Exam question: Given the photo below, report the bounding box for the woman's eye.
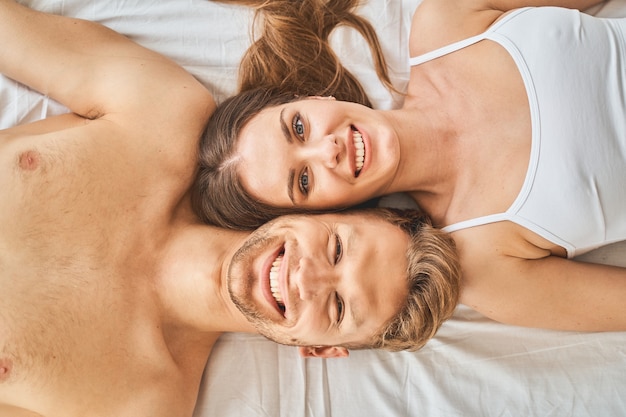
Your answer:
[335,292,344,324]
[334,234,343,264]
[292,114,305,138]
[299,168,310,195]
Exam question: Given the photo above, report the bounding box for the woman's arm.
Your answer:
[419,0,604,16]
[483,0,604,12]
[460,245,626,331]
[411,0,606,56]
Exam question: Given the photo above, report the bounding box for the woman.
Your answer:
[194,0,626,331]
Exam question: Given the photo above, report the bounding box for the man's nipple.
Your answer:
[18,150,41,171]
[0,358,12,382]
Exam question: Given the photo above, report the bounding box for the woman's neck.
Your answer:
[384,105,462,224]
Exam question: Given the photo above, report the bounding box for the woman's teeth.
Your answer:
[354,130,365,176]
[269,254,285,311]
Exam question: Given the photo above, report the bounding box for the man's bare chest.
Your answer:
[0,121,206,416]
[0,256,202,417]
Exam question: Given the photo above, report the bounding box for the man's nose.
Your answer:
[295,257,335,300]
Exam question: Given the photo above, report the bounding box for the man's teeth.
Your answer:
[269,254,285,310]
[354,130,365,175]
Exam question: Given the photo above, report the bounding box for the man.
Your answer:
[0,2,459,416]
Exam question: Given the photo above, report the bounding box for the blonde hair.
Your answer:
[339,208,461,351]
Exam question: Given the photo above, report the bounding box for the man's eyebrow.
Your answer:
[348,296,363,328]
[280,107,296,205]
[345,226,363,328]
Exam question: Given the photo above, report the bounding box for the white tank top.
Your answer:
[410,7,626,258]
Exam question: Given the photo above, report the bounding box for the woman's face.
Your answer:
[234,98,401,210]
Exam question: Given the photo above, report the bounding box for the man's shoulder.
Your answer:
[0,403,45,417]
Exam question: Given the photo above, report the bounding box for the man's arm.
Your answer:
[0,0,214,155]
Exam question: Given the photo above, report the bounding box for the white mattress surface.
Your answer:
[2,1,625,416]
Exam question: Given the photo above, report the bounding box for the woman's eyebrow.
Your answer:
[279,107,297,204]
[279,107,293,144]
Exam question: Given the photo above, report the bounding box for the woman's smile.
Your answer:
[350,125,367,177]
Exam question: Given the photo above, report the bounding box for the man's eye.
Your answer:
[292,114,305,138]
[335,292,344,324]
[334,234,343,264]
[299,168,309,195]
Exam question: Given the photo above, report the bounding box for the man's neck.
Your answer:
[154,222,256,335]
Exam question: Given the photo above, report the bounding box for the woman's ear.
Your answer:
[298,345,349,358]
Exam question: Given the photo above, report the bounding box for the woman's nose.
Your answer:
[295,257,335,300]
[304,134,341,169]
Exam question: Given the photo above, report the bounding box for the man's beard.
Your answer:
[227,225,301,346]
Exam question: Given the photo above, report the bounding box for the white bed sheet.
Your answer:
[2,0,625,416]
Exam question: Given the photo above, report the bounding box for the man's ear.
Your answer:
[298,346,349,358]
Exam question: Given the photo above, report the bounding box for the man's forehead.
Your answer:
[313,212,368,224]
[319,213,393,232]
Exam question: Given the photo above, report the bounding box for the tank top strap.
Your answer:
[441,213,510,234]
[409,32,488,66]
[409,8,533,67]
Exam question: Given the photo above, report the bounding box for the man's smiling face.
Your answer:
[227,212,410,351]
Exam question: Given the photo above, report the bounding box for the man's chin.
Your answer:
[255,326,305,348]
[231,296,303,346]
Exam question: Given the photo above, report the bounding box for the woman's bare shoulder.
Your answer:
[409,0,503,57]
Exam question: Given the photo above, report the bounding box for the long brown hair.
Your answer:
[219,0,395,102]
[194,0,394,229]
